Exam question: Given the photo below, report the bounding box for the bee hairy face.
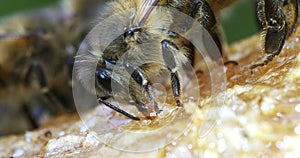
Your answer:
[0,0,105,135]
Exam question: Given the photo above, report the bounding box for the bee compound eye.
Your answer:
[124,29,134,39]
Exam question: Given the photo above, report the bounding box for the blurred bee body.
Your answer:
[0,0,105,135]
[76,0,298,120]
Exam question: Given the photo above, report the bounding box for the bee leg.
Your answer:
[22,104,39,129]
[25,61,47,87]
[124,62,160,117]
[190,0,223,61]
[23,62,48,128]
[95,68,141,120]
[23,61,67,128]
[250,0,298,73]
[25,61,66,114]
[22,101,53,129]
[161,40,183,107]
[66,56,75,79]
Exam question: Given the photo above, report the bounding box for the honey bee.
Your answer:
[0,0,106,135]
[0,0,298,135]
[75,0,298,120]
